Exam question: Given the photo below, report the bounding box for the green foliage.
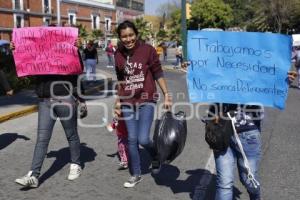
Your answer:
[77,23,88,40]
[189,0,233,30]
[168,9,182,42]
[90,29,104,40]
[156,29,168,44]
[133,18,152,41]
[0,50,35,94]
[224,0,300,33]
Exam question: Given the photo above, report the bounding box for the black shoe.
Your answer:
[151,159,161,174]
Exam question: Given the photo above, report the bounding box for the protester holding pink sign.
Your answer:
[12,27,82,77]
[12,26,84,188]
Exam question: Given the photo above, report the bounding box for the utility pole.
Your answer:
[181,0,187,61]
[57,0,61,26]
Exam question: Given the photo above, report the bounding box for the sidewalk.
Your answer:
[0,69,113,123]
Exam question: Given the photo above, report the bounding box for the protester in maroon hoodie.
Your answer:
[114,20,172,188]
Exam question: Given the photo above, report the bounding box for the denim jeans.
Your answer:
[214,129,262,200]
[85,59,96,81]
[297,67,300,86]
[107,54,114,66]
[31,98,81,178]
[122,103,156,176]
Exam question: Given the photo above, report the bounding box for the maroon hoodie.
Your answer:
[114,41,164,104]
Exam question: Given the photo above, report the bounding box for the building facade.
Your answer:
[0,0,116,40]
[116,0,144,24]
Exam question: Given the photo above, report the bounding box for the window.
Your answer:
[68,13,76,25]
[105,17,111,32]
[116,0,130,9]
[14,14,24,28]
[43,0,51,13]
[43,17,51,26]
[13,0,24,10]
[91,15,100,29]
[132,1,144,11]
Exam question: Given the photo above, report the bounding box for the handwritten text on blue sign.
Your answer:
[187,31,292,109]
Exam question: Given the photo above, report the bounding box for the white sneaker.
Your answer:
[123,176,142,188]
[15,171,39,188]
[67,163,82,181]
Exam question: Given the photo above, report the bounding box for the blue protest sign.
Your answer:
[187,31,292,109]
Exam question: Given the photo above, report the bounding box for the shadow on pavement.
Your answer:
[37,142,97,186]
[204,177,242,200]
[152,166,205,198]
[0,133,30,150]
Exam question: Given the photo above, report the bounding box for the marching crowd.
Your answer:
[0,20,298,200]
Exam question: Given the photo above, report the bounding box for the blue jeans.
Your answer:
[122,103,156,176]
[85,59,96,81]
[107,54,114,66]
[214,129,262,200]
[31,98,81,178]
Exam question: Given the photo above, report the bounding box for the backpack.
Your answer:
[204,116,233,151]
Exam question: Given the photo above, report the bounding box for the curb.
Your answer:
[0,105,38,123]
[0,78,112,124]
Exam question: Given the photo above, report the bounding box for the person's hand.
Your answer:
[288,71,297,82]
[163,93,172,110]
[114,100,121,117]
[10,42,15,50]
[181,61,190,69]
[6,89,13,96]
[74,38,81,47]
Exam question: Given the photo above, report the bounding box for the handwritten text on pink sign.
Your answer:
[13,27,82,77]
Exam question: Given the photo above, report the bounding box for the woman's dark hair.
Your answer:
[117,20,138,37]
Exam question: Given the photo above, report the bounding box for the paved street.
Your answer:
[0,51,300,200]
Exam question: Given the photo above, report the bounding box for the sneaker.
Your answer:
[151,159,161,174]
[123,176,142,188]
[118,162,128,170]
[15,171,39,188]
[67,163,82,181]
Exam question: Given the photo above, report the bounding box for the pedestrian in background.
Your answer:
[174,42,183,68]
[0,69,13,96]
[83,40,98,81]
[12,34,84,188]
[162,42,168,62]
[114,20,172,188]
[0,42,13,96]
[292,46,300,88]
[105,40,115,68]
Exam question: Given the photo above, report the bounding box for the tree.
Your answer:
[90,29,104,41]
[227,0,300,33]
[77,23,88,40]
[133,18,152,41]
[167,8,182,42]
[156,29,168,44]
[189,0,234,30]
[223,0,255,28]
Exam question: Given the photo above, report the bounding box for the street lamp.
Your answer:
[181,0,187,61]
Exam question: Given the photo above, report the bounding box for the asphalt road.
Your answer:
[0,54,300,200]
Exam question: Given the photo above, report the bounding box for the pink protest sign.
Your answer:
[12,27,83,77]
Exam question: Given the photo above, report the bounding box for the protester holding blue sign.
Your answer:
[183,56,296,200]
[185,30,297,200]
